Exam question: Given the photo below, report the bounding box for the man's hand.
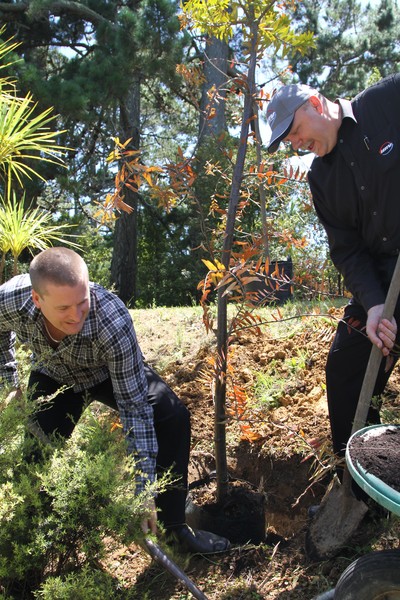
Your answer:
[141,498,157,536]
[367,304,397,356]
[5,388,23,404]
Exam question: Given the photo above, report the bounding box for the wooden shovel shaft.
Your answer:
[351,253,400,435]
[305,254,400,561]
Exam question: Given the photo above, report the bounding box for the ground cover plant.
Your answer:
[0,356,164,599]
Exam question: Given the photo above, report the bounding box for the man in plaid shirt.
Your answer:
[0,246,230,554]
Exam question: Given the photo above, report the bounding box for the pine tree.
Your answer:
[285,0,400,97]
[0,0,187,304]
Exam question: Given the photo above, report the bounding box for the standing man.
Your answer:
[266,74,400,494]
[0,246,230,553]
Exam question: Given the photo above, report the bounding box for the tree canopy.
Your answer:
[285,0,400,97]
[1,0,399,305]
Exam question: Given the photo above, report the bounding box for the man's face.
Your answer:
[32,280,90,336]
[284,98,336,157]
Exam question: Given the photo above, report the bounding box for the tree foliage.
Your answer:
[180,0,314,500]
[0,30,79,282]
[182,0,314,55]
[285,0,400,97]
[1,0,397,307]
[0,0,189,303]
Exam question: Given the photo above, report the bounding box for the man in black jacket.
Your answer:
[266,75,400,484]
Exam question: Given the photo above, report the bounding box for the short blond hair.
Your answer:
[29,247,88,296]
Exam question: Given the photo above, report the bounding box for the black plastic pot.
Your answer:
[185,484,266,545]
[243,257,293,306]
[334,549,400,600]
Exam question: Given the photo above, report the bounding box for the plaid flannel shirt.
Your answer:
[0,274,157,493]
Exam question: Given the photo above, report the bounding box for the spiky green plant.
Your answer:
[0,194,80,281]
[0,92,67,199]
[0,25,20,89]
[0,28,77,281]
[0,27,68,199]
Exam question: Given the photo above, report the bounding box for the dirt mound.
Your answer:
[118,304,400,599]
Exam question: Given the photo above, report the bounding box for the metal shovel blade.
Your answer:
[142,538,209,600]
[305,476,368,561]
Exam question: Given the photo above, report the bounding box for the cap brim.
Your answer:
[267,116,294,154]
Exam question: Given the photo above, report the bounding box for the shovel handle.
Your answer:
[142,538,209,600]
[351,253,400,434]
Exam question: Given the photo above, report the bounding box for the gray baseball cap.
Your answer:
[266,84,312,153]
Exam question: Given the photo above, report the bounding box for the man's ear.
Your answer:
[309,95,322,114]
[32,289,41,309]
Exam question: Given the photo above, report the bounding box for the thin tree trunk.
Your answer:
[214,16,258,502]
[111,79,140,306]
[0,253,5,283]
[12,253,18,276]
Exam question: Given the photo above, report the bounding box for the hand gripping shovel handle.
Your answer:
[305,255,400,561]
[351,252,400,435]
[341,252,400,492]
[142,538,209,600]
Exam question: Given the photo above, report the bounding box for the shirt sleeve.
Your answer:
[308,171,387,312]
[0,283,19,388]
[102,312,158,495]
[0,329,19,388]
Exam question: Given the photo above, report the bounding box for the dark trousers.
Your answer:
[27,364,191,529]
[326,302,398,458]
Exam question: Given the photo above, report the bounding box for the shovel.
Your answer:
[305,253,400,561]
[141,538,209,600]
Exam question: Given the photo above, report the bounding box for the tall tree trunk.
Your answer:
[198,36,229,144]
[192,37,229,262]
[111,79,141,306]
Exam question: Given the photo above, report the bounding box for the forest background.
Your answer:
[0,0,399,307]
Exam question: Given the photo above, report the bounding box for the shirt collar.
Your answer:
[336,98,357,123]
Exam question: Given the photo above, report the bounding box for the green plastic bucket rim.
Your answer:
[346,424,400,517]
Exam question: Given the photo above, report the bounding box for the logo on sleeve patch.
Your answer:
[379,141,394,156]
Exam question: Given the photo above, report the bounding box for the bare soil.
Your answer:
[106,303,400,600]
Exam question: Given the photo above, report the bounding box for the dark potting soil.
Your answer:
[349,426,400,493]
[186,479,266,544]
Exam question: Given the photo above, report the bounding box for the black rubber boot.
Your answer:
[168,524,231,554]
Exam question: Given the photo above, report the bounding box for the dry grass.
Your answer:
[131,305,211,371]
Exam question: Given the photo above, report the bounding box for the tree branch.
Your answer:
[0,1,114,28]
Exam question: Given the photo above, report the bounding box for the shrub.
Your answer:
[33,567,120,600]
[0,392,164,599]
